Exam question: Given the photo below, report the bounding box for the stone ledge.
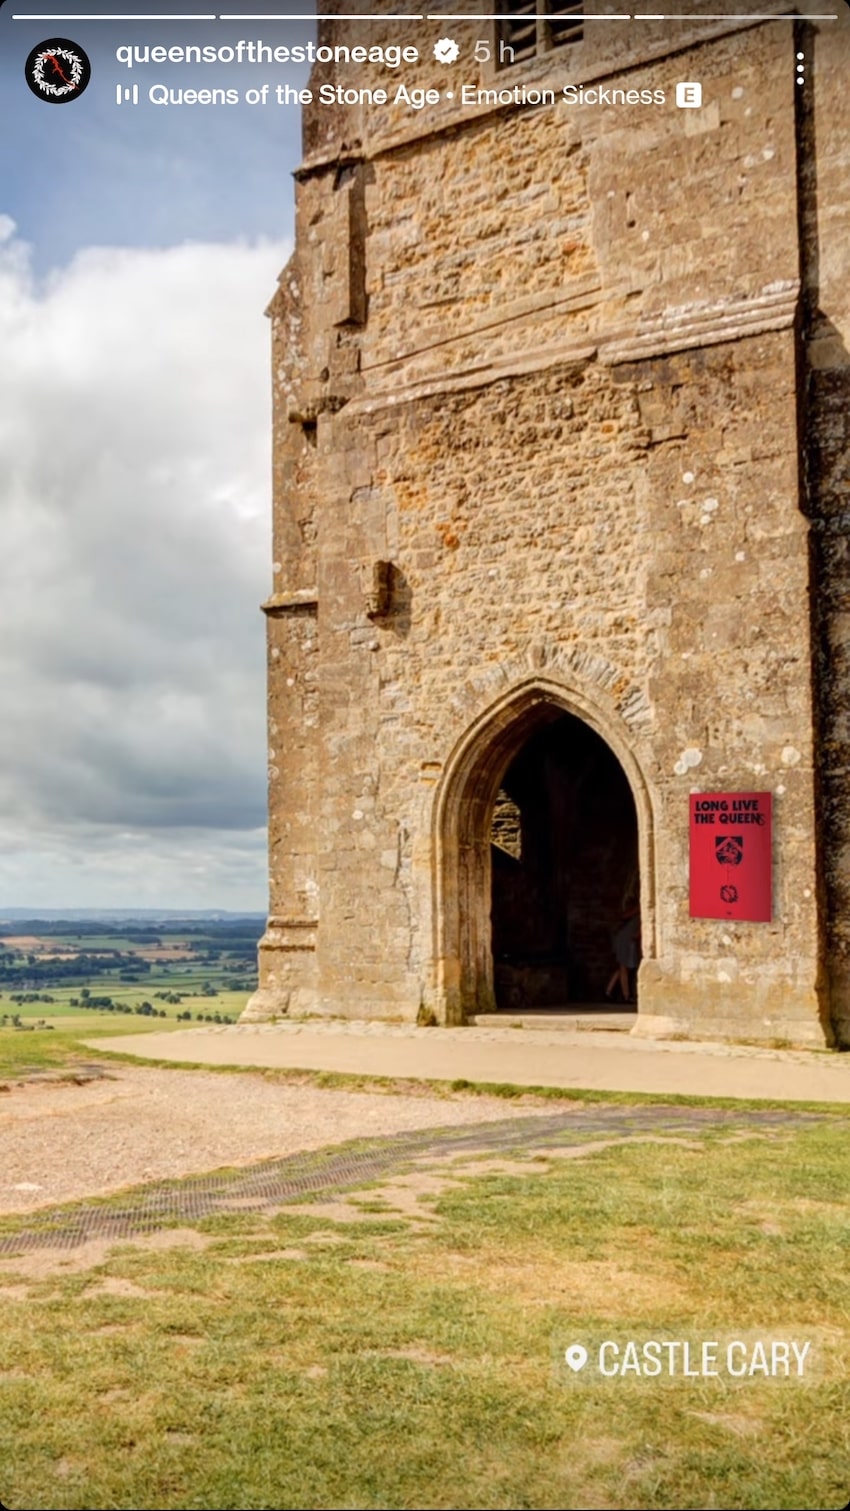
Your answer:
[344,285,800,414]
[261,590,319,616]
[601,283,800,366]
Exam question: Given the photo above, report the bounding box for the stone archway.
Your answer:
[433,679,655,1024]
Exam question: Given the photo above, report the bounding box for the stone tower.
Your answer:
[244,2,850,1047]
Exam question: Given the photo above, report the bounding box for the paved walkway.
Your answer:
[89,1019,850,1104]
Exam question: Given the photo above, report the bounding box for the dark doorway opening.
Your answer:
[490,711,639,1008]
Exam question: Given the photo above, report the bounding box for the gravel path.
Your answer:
[0,1063,557,1215]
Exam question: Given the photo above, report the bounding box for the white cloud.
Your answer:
[0,222,290,908]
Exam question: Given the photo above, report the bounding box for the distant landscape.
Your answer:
[0,913,264,1039]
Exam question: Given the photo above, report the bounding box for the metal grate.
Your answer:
[0,1105,826,1255]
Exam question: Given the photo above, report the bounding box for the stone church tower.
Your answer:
[245,3,850,1047]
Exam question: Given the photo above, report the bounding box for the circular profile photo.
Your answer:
[25,38,91,103]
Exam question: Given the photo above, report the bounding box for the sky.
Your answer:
[2,3,845,913]
[0,2,315,909]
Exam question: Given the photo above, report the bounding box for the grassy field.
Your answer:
[0,919,257,1078]
[1,923,846,1507]
[0,1121,847,1509]
[0,1015,184,1079]
[0,992,251,1081]
[1,987,252,1020]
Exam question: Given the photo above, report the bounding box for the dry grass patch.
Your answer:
[0,1120,847,1510]
[0,1226,212,1279]
[448,1253,690,1314]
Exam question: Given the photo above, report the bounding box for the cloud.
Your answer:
[0,221,290,908]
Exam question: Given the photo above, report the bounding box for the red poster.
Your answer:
[689,792,772,921]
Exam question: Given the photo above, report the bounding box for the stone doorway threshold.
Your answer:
[471,1006,637,1033]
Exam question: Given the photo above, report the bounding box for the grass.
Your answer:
[0,920,254,1078]
[0,1009,239,1082]
[0,1017,178,1080]
[1,990,250,1020]
[0,1122,847,1509]
[0,975,253,1080]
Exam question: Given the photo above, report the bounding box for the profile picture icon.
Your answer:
[25,38,91,103]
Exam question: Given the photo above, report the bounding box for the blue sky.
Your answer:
[0,3,313,272]
[0,2,315,909]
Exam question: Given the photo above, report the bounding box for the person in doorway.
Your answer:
[605,899,640,1003]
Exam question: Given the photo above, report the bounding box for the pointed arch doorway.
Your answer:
[491,713,638,1008]
[434,683,651,1023]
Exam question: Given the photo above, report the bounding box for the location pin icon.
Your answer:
[564,1344,588,1372]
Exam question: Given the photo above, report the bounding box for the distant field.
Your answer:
[0,989,252,1021]
[0,921,258,984]
[1,933,254,958]
[0,917,260,1075]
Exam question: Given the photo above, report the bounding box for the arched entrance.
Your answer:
[490,713,638,1008]
[434,681,653,1023]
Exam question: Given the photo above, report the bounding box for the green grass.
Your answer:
[0,1015,191,1079]
[0,1123,847,1509]
[0,991,249,1080]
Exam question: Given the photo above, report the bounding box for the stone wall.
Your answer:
[246,5,849,1046]
[800,18,850,1046]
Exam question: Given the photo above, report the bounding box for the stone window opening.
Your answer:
[490,789,522,861]
[496,1,584,70]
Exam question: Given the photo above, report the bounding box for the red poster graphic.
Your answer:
[689,793,772,922]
